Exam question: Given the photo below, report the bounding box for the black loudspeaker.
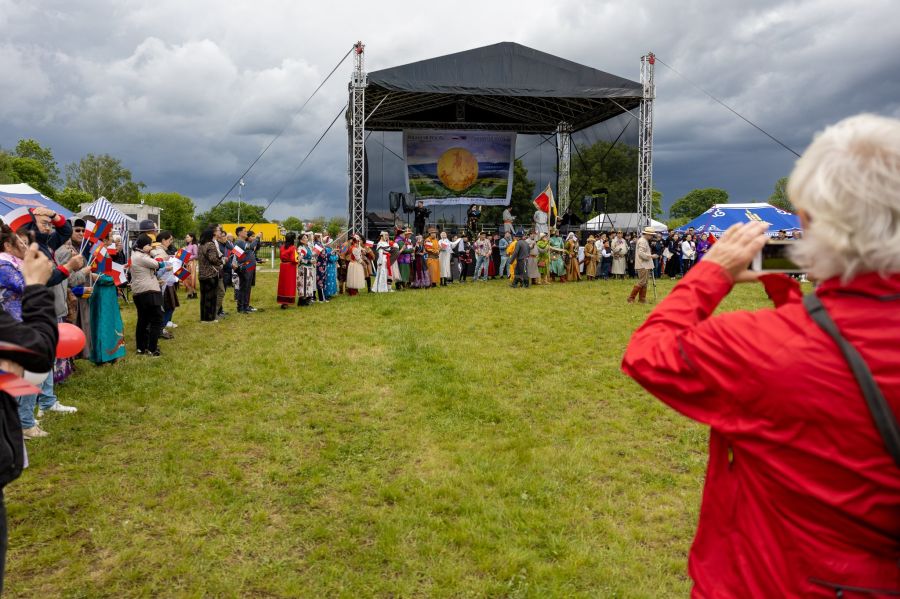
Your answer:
[389,191,401,213]
[402,193,416,213]
[581,196,594,214]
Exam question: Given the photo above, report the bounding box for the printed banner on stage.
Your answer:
[404,130,516,206]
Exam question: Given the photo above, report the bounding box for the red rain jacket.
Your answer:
[622,260,900,597]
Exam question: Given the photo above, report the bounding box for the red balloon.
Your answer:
[56,323,86,359]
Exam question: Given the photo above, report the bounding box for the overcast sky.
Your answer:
[2,0,898,220]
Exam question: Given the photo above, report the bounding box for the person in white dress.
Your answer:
[438,231,452,286]
[374,231,395,293]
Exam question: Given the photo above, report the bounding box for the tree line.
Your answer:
[1,136,791,238]
[0,138,346,239]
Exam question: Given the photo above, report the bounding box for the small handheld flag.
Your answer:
[107,261,127,286]
[90,219,112,242]
[2,207,34,232]
[175,248,191,264]
[231,245,245,258]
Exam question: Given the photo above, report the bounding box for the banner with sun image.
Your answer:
[403,130,516,206]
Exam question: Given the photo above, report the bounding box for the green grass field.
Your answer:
[6,272,774,597]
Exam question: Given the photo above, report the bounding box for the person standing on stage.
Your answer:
[501,205,515,235]
[466,204,481,238]
[413,201,430,236]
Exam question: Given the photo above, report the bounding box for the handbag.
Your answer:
[804,294,900,467]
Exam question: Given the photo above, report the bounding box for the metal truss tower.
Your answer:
[349,41,367,238]
[556,121,572,216]
[637,52,655,227]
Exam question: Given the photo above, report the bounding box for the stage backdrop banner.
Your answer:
[404,130,515,206]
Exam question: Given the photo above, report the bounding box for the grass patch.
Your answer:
[6,273,774,597]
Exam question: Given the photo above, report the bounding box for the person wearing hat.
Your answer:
[424,228,440,287]
[628,226,659,304]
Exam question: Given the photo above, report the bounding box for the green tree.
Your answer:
[666,216,691,231]
[308,217,326,233]
[56,187,94,213]
[15,139,61,187]
[326,216,346,238]
[65,153,145,203]
[768,176,793,212]
[669,188,728,219]
[570,140,639,216]
[195,201,268,230]
[281,216,304,232]
[4,156,56,198]
[481,159,535,225]
[143,192,196,237]
[652,189,663,220]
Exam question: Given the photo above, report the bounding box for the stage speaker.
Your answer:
[402,193,416,213]
[581,196,594,215]
[389,191,401,213]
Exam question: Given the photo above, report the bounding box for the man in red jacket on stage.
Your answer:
[622,114,899,597]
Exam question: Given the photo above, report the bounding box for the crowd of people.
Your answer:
[267,224,721,301]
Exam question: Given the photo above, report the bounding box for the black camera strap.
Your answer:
[803,293,900,468]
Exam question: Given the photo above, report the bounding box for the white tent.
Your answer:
[583,213,667,233]
[78,196,138,228]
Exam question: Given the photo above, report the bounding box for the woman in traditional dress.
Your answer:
[611,231,628,279]
[565,233,581,282]
[277,233,297,308]
[296,234,316,306]
[424,229,440,287]
[344,236,366,296]
[314,234,328,302]
[183,232,198,298]
[394,228,412,290]
[197,227,221,321]
[583,234,598,280]
[549,230,566,281]
[438,231,452,286]
[325,244,338,299]
[411,235,430,288]
[89,270,125,365]
[374,231,395,293]
[536,232,550,284]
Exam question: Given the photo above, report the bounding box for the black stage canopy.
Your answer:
[364,42,642,134]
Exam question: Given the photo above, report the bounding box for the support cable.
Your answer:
[214,45,355,209]
[240,103,347,233]
[654,56,801,158]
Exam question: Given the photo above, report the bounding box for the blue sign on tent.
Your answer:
[676,203,800,237]
[0,183,75,220]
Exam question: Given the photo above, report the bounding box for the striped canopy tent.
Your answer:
[79,196,138,229]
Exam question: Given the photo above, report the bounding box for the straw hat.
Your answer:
[642,226,656,236]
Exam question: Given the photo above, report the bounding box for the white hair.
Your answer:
[787,114,900,282]
[789,113,900,282]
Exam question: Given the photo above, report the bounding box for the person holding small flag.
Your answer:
[276,232,298,308]
[131,234,171,356]
[296,234,315,306]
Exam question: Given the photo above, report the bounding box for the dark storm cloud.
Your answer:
[1,0,898,219]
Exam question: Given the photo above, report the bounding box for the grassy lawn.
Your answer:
[6,272,773,598]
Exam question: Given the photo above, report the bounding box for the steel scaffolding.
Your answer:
[349,41,366,238]
[556,121,572,216]
[638,52,655,228]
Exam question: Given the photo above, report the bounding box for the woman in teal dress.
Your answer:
[325,246,338,299]
[89,273,126,364]
[549,232,566,280]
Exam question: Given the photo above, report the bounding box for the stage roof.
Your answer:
[363,42,642,134]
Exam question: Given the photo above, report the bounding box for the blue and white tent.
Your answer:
[0,183,74,219]
[675,202,801,237]
[79,196,137,228]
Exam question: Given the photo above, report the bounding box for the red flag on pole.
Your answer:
[533,183,556,217]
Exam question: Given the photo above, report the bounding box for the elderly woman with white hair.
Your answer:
[622,114,900,596]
